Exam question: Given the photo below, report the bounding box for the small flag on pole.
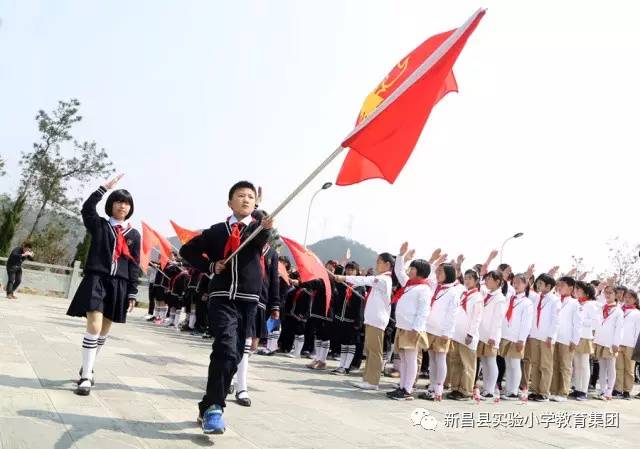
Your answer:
[170,220,201,245]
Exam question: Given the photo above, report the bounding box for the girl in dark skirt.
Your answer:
[67,174,141,396]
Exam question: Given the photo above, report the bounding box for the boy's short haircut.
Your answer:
[558,276,576,288]
[536,273,556,289]
[228,181,257,200]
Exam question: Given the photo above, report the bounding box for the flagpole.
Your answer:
[223,145,346,264]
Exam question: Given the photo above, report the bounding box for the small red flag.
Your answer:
[170,220,201,245]
[336,9,485,186]
[280,236,332,315]
[140,221,173,271]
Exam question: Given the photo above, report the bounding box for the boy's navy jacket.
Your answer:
[332,283,365,327]
[259,245,281,312]
[81,186,141,300]
[179,216,270,303]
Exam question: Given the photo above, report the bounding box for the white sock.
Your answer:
[339,345,348,368]
[427,350,436,392]
[402,349,419,393]
[393,352,401,371]
[81,333,99,382]
[188,311,196,328]
[573,352,590,393]
[319,340,330,362]
[95,334,108,359]
[293,335,304,357]
[267,331,280,352]
[434,352,447,395]
[505,357,521,395]
[344,345,356,369]
[598,358,616,396]
[235,338,252,397]
[481,356,499,395]
[174,308,182,328]
[313,339,322,361]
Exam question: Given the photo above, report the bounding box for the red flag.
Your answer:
[280,236,332,315]
[336,9,485,186]
[141,221,173,271]
[170,220,201,245]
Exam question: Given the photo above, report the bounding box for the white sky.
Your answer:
[1,0,639,275]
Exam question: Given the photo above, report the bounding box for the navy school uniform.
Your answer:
[254,245,281,339]
[179,214,270,412]
[284,286,313,337]
[168,269,189,309]
[301,278,335,342]
[333,283,365,346]
[66,186,140,323]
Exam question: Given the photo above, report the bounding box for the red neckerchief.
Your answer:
[223,217,250,258]
[460,288,479,312]
[430,284,450,308]
[560,295,569,303]
[578,296,589,304]
[483,293,493,306]
[536,293,546,328]
[505,294,517,323]
[345,287,353,303]
[113,224,134,263]
[391,278,428,304]
[603,303,616,319]
[623,304,637,313]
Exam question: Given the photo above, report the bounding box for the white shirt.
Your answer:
[452,288,484,350]
[346,273,392,331]
[578,299,601,340]
[555,296,582,346]
[528,291,561,342]
[108,217,127,227]
[425,283,460,338]
[478,289,507,347]
[501,292,533,343]
[620,307,640,348]
[594,304,624,349]
[228,215,253,226]
[393,254,432,332]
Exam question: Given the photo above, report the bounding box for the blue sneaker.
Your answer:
[202,405,225,434]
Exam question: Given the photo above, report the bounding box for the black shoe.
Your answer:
[235,391,251,407]
[386,387,403,398]
[446,390,462,400]
[527,392,539,401]
[568,390,578,398]
[146,316,156,322]
[227,384,235,396]
[74,379,92,396]
[612,390,623,398]
[391,389,414,401]
[480,392,494,401]
[418,391,435,401]
[622,392,631,400]
[77,368,95,386]
[533,394,549,402]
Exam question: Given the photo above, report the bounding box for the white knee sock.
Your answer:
[188,311,196,328]
[235,338,252,398]
[174,308,182,328]
[403,349,419,393]
[481,356,499,395]
[339,345,348,368]
[293,335,304,357]
[267,330,280,352]
[598,358,616,396]
[505,357,521,395]
[344,345,356,369]
[427,350,436,392]
[319,340,330,362]
[434,352,447,395]
[313,339,322,361]
[81,333,99,381]
[95,334,108,359]
[573,352,590,393]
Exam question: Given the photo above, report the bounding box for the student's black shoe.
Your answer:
[622,392,631,400]
[74,379,92,396]
[528,393,540,401]
[146,316,156,322]
[446,390,463,400]
[227,384,235,396]
[533,394,549,402]
[612,390,623,399]
[386,387,403,398]
[391,389,413,401]
[235,391,251,407]
[568,390,578,398]
[77,368,95,386]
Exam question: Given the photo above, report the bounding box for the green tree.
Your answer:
[0,155,5,177]
[73,232,92,268]
[30,222,70,265]
[0,194,26,255]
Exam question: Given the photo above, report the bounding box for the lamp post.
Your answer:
[303,182,332,247]
[500,232,524,264]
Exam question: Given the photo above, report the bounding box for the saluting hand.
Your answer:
[104,173,124,190]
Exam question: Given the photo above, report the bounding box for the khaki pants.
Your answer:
[550,342,574,396]
[615,346,635,392]
[520,338,532,390]
[362,325,384,386]
[448,341,477,396]
[529,338,554,396]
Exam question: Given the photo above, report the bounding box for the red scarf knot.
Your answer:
[460,288,478,312]
[113,224,134,263]
[391,278,428,304]
[536,294,545,328]
[223,222,245,258]
[505,294,517,323]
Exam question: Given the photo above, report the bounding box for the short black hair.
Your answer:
[410,259,431,279]
[483,270,503,286]
[105,189,134,220]
[440,263,457,284]
[345,261,360,273]
[558,276,576,288]
[228,181,257,201]
[377,252,395,268]
[575,281,595,300]
[590,280,601,287]
[464,269,480,282]
[536,273,556,289]
[334,265,345,276]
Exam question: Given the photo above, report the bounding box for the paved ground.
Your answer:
[1,294,639,449]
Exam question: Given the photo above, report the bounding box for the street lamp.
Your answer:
[500,232,524,264]
[303,182,332,247]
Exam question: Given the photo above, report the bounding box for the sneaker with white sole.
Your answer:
[349,380,379,390]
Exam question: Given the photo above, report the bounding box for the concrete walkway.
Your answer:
[1,294,638,449]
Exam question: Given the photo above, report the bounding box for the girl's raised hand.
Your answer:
[104,173,124,190]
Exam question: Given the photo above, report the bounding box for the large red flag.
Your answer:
[170,220,201,245]
[336,9,485,186]
[280,236,332,315]
[140,221,173,272]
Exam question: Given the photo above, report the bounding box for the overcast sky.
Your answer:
[1,0,639,275]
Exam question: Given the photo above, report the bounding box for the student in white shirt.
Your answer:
[333,253,395,391]
[477,271,507,400]
[447,269,484,401]
[527,273,561,402]
[419,263,459,401]
[495,264,515,393]
[386,242,432,401]
[614,289,640,399]
[593,285,623,400]
[549,276,582,402]
[570,281,600,401]
[499,273,533,400]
